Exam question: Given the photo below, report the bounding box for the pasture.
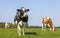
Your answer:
[0,28,60,38]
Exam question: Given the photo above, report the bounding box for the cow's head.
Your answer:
[17,7,30,18]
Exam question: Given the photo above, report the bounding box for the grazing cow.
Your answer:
[5,22,9,28]
[41,16,54,31]
[14,7,29,35]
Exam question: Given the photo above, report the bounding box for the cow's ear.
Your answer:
[26,9,30,12]
[17,9,21,11]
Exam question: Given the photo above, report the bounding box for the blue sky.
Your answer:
[0,0,60,27]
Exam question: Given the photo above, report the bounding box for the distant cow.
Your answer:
[5,22,9,28]
[41,16,54,31]
[14,7,29,35]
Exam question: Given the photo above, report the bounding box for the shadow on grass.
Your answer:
[25,32,37,35]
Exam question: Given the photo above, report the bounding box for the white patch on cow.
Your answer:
[21,8,25,11]
[5,22,8,26]
[21,12,27,18]
[24,13,27,16]
[15,20,18,25]
[44,18,46,22]
[48,24,50,27]
[19,21,23,26]
[47,17,49,19]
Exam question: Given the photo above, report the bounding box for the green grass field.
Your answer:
[0,28,60,38]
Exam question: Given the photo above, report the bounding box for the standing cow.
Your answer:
[14,7,29,35]
[41,16,54,31]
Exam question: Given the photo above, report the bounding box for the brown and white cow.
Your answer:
[41,16,54,31]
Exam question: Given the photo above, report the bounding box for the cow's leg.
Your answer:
[44,24,47,31]
[47,24,51,31]
[52,25,54,31]
[17,24,21,35]
[50,28,51,31]
[50,26,54,31]
[14,21,19,33]
[53,28,54,31]
[42,23,44,30]
[22,28,25,35]
[22,22,25,35]
[18,21,23,35]
[50,28,54,31]
[42,23,45,31]
[49,24,52,31]
[45,24,46,29]
[49,24,54,31]
[17,25,18,33]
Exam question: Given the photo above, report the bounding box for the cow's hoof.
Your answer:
[19,33,21,36]
[23,33,25,35]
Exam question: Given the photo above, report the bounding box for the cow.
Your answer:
[14,7,29,35]
[41,16,54,31]
[5,22,9,28]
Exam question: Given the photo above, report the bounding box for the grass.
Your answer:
[0,28,60,38]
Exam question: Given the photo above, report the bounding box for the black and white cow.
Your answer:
[14,7,29,35]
